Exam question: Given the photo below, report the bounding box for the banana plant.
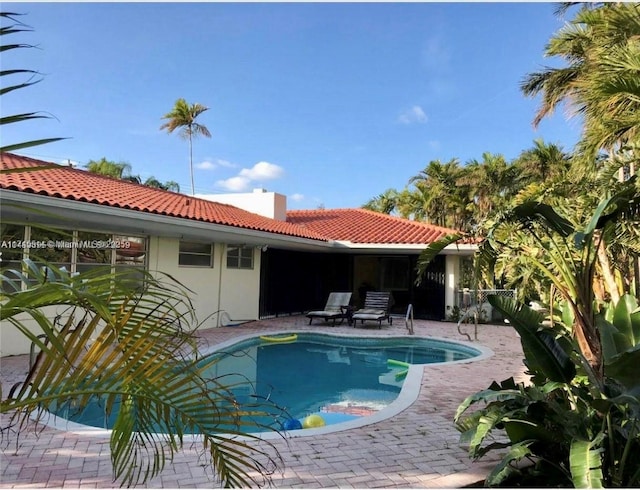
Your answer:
[1,260,282,487]
[455,294,640,488]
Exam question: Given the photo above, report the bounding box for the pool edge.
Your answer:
[35,331,493,441]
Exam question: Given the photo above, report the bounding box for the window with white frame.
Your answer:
[226,245,254,269]
[179,241,213,267]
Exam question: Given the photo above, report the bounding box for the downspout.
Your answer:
[216,243,225,327]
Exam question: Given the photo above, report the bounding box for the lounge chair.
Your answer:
[352,291,393,329]
[306,292,353,326]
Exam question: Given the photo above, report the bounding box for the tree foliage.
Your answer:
[521,3,640,157]
[85,157,181,192]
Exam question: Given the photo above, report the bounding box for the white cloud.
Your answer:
[238,161,284,180]
[290,193,304,202]
[196,159,235,170]
[213,160,285,192]
[398,105,428,125]
[215,176,251,192]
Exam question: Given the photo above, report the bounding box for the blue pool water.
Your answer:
[49,333,481,433]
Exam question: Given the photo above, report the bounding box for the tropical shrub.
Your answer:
[450,178,640,487]
[455,294,640,487]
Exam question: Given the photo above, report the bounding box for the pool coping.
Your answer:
[34,331,494,441]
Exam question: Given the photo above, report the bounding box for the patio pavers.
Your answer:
[1,317,528,488]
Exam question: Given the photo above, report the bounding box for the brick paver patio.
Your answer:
[1,316,528,488]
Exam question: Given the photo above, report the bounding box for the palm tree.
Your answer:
[458,152,517,222]
[0,12,66,152]
[160,98,211,195]
[144,176,180,192]
[521,3,640,157]
[408,158,469,229]
[514,138,571,184]
[362,188,399,214]
[2,13,278,486]
[85,157,135,179]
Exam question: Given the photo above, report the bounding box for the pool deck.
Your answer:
[1,316,528,488]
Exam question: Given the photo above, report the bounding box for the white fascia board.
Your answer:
[441,243,478,255]
[332,241,477,255]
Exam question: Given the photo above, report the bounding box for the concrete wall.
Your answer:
[199,188,287,221]
[144,237,261,329]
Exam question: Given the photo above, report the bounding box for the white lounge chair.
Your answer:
[306,292,353,326]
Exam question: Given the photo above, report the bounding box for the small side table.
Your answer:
[341,305,355,326]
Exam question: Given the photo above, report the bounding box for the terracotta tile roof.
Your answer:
[0,153,327,241]
[287,208,460,244]
[1,153,460,246]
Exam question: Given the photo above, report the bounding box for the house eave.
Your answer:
[0,190,333,252]
[331,241,477,255]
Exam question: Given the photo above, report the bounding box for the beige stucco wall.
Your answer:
[147,237,261,329]
[0,236,262,357]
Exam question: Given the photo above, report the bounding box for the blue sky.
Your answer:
[3,2,582,210]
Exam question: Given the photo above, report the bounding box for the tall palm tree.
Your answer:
[160,98,211,195]
[514,138,570,184]
[458,152,517,221]
[521,3,640,157]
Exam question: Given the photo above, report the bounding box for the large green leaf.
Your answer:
[573,187,635,250]
[511,201,575,238]
[454,378,523,423]
[570,436,604,488]
[605,345,640,398]
[612,294,640,348]
[489,295,576,383]
[592,176,640,232]
[485,441,535,487]
[503,419,561,445]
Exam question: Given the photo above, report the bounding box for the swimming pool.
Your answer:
[47,332,487,436]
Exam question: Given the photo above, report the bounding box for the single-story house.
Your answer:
[1,152,475,356]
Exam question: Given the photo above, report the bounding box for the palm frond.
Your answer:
[1,260,281,487]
